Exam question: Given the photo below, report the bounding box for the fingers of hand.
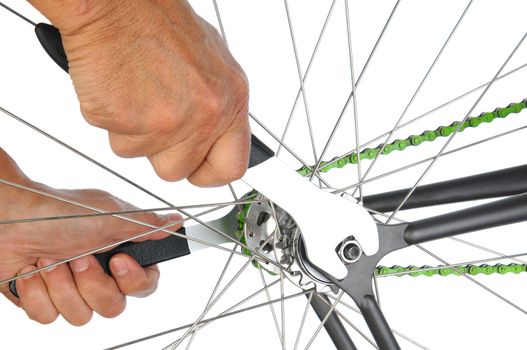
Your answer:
[14,253,163,325]
[109,254,160,298]
[69,256,126,319]
[16,265,58,324]
[188,117,251,187]
[37,258,93,326]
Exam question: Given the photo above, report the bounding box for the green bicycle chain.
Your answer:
[297,99,527,177]
[239,99,527,278]
[375,263,526,277]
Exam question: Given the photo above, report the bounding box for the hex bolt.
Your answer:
[338,239,362,264]
[343,243,361,260]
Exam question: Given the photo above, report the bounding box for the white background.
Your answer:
[1,1,527,349]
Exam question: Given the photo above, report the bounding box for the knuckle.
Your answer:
[153,164,179,182]
[198,90,224,123]
[108,134,142,158]
[149,155,187,182]
[81,101,141,134]
[79,102,102,124]
[81,189,124,210]
[148,106,185,135]
[108,135,131,157]
[232,70,250,103]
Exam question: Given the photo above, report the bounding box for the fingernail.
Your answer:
[111,258,128,277]
[70,257,90,273]
[38,258,58,273]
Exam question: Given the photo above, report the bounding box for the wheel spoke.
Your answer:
[269,201,288,349]
[449,237,527,264]
[259,269,283,343]
[344,0,363,201]
[277,0,337,156]
[293,292,313,350]
[304,290,344,350]
[0,2,35,26]
[373,275,381,307]
[283,0,319,166]
[280,271,287,350]
[184,243,239,349]
[212,0,227,42]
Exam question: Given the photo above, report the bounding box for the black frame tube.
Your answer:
[405,192,527,245]
[310,294,357,350]
[363,165,527,213]
[359,295,400,350]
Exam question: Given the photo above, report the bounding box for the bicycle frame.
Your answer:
[321,165,527,349]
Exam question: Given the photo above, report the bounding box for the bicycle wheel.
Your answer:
[1,0,526,349]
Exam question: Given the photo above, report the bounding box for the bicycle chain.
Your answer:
[240,99,527,278]
[297,99,527,176]
[375,263,526,277]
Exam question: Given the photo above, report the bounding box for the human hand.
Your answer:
[0,152,182,325]
[29,0,251,187]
